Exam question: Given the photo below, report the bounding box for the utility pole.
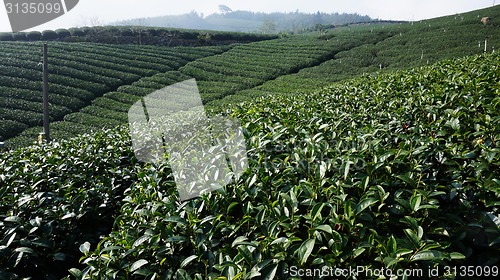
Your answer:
[42,44,50,142]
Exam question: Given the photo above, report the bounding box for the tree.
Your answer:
[218,4,232,14]
[312,11,323,25]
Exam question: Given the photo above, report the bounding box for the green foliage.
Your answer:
[91,98,133,113]
[3,97,72,119]
[63,112,124,128]
[55,29,71,39]
[68,28,85,37]
[71,53,499,279]
[0,108,43,127]
[79,107,127,122]
[179,36,348,104]
[1,7,500,278]
[26,31,42,41]
[0,128,138,279]
[5,5,500,146]
[41,30,58,40]
[215,5,500,107]
[0,32,13,41]
[0,120,28,139]
[0,42,228,143]
[12,33,27,41]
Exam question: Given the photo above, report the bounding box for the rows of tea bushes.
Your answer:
[218,5,500,107]
[363,5,500,70]
[205,25,395,109]
[179,36,363,103]
[0,45,498,280]
[6,71,194,148]
[6,33,391,148]
[0,41,229,141]
[65,53,499,279]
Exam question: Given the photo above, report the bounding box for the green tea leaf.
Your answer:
[396,174,416,188]
[343,161,352,180]
[355,197,377,215]
[388,235,397,254]
[404,229,421,248]
[297,239,315,265]
[79,242,91,254]
[130,259,148,272]
[410,250,445,261]
[316,225,333,234]
[69,268,82,279]
[260,263,278,280]
[410,195,422,212]
[311,203,325,221]
[450,252,466,259]
[180,255,197,268]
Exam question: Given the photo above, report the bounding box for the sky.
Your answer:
[0,0,498,32]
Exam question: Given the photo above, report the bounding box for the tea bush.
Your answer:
[0,128,138,279]
[74,53,499,279]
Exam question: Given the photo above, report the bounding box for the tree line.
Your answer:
[115,10,373,34]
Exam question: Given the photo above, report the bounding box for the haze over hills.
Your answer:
[113,9,374,33]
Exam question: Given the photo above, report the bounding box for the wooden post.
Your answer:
[484,39,488,53]
[42,44,50,142]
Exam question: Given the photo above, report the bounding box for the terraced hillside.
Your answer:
[6,30,393,148]
[5,5,499,149]
[0,42,230,142]
[1,51,498,279]
[216,4,500,105]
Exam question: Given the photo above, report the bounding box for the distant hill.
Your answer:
[114,10,373,33]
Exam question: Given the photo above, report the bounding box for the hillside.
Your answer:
[2,5,500,148]
[0,42,230,143]
[216,4,500,104]
[3,31,389,148]
[1,51,498,279]
[0,4,499,279]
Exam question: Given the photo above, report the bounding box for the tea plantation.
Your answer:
[3,5,500,148]
[0,42,230,143]
[1,51,499,279]
[4,31,394,148]
[1,4,499,280]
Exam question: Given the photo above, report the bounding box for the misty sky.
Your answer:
[0,0,498,32]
